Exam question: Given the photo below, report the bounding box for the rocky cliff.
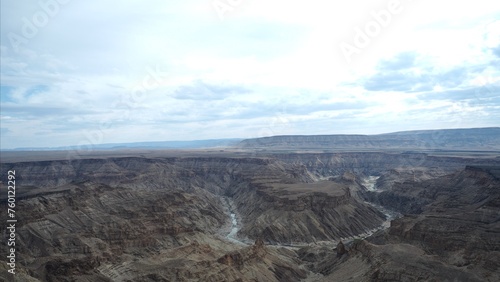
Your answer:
[0,154,389,281]
[1,153,499,281]
[306,165,500,281]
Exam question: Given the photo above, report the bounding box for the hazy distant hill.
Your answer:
[6,139,242,151]
[6,128,500,152]
[237,127,500,151]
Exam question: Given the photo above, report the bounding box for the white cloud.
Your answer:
[1,0,499,148]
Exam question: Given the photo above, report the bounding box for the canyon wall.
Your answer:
[1,152,499,281]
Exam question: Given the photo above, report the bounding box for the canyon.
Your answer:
[1,128,499,281]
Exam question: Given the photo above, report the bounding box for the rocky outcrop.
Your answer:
[217,239,267,267]
[375,166,500,281]
[336,241,347,257]
[217,252,245,269]
[386,168,500,255]
[264,152,500,179]
[236,184,386,243]
[294,164,500,281]
[363,190,430,214]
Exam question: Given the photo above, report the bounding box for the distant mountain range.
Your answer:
[237,127,500,151]
[4,139,243,151]
[3,127,500,151]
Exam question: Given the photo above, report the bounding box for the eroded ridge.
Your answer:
[0,152,498,281]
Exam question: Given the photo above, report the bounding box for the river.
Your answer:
[221,176,400,248]
[361,175,380,191]
[222,197,248,245]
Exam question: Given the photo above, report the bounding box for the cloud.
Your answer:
[0,127,10,136]
[491,45,500,58]
[171,81,251,101]
[0,104,96,118]
[363,52,490,92]
[1,1,500,149]
[419,85,500,102]
[378,52,417,71]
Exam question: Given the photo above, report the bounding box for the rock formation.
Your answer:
[336,241,346,257]
[0,150,498,281]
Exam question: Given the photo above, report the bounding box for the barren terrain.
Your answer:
[1,128,499,281]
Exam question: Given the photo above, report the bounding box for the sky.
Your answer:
[1,0,499,149]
